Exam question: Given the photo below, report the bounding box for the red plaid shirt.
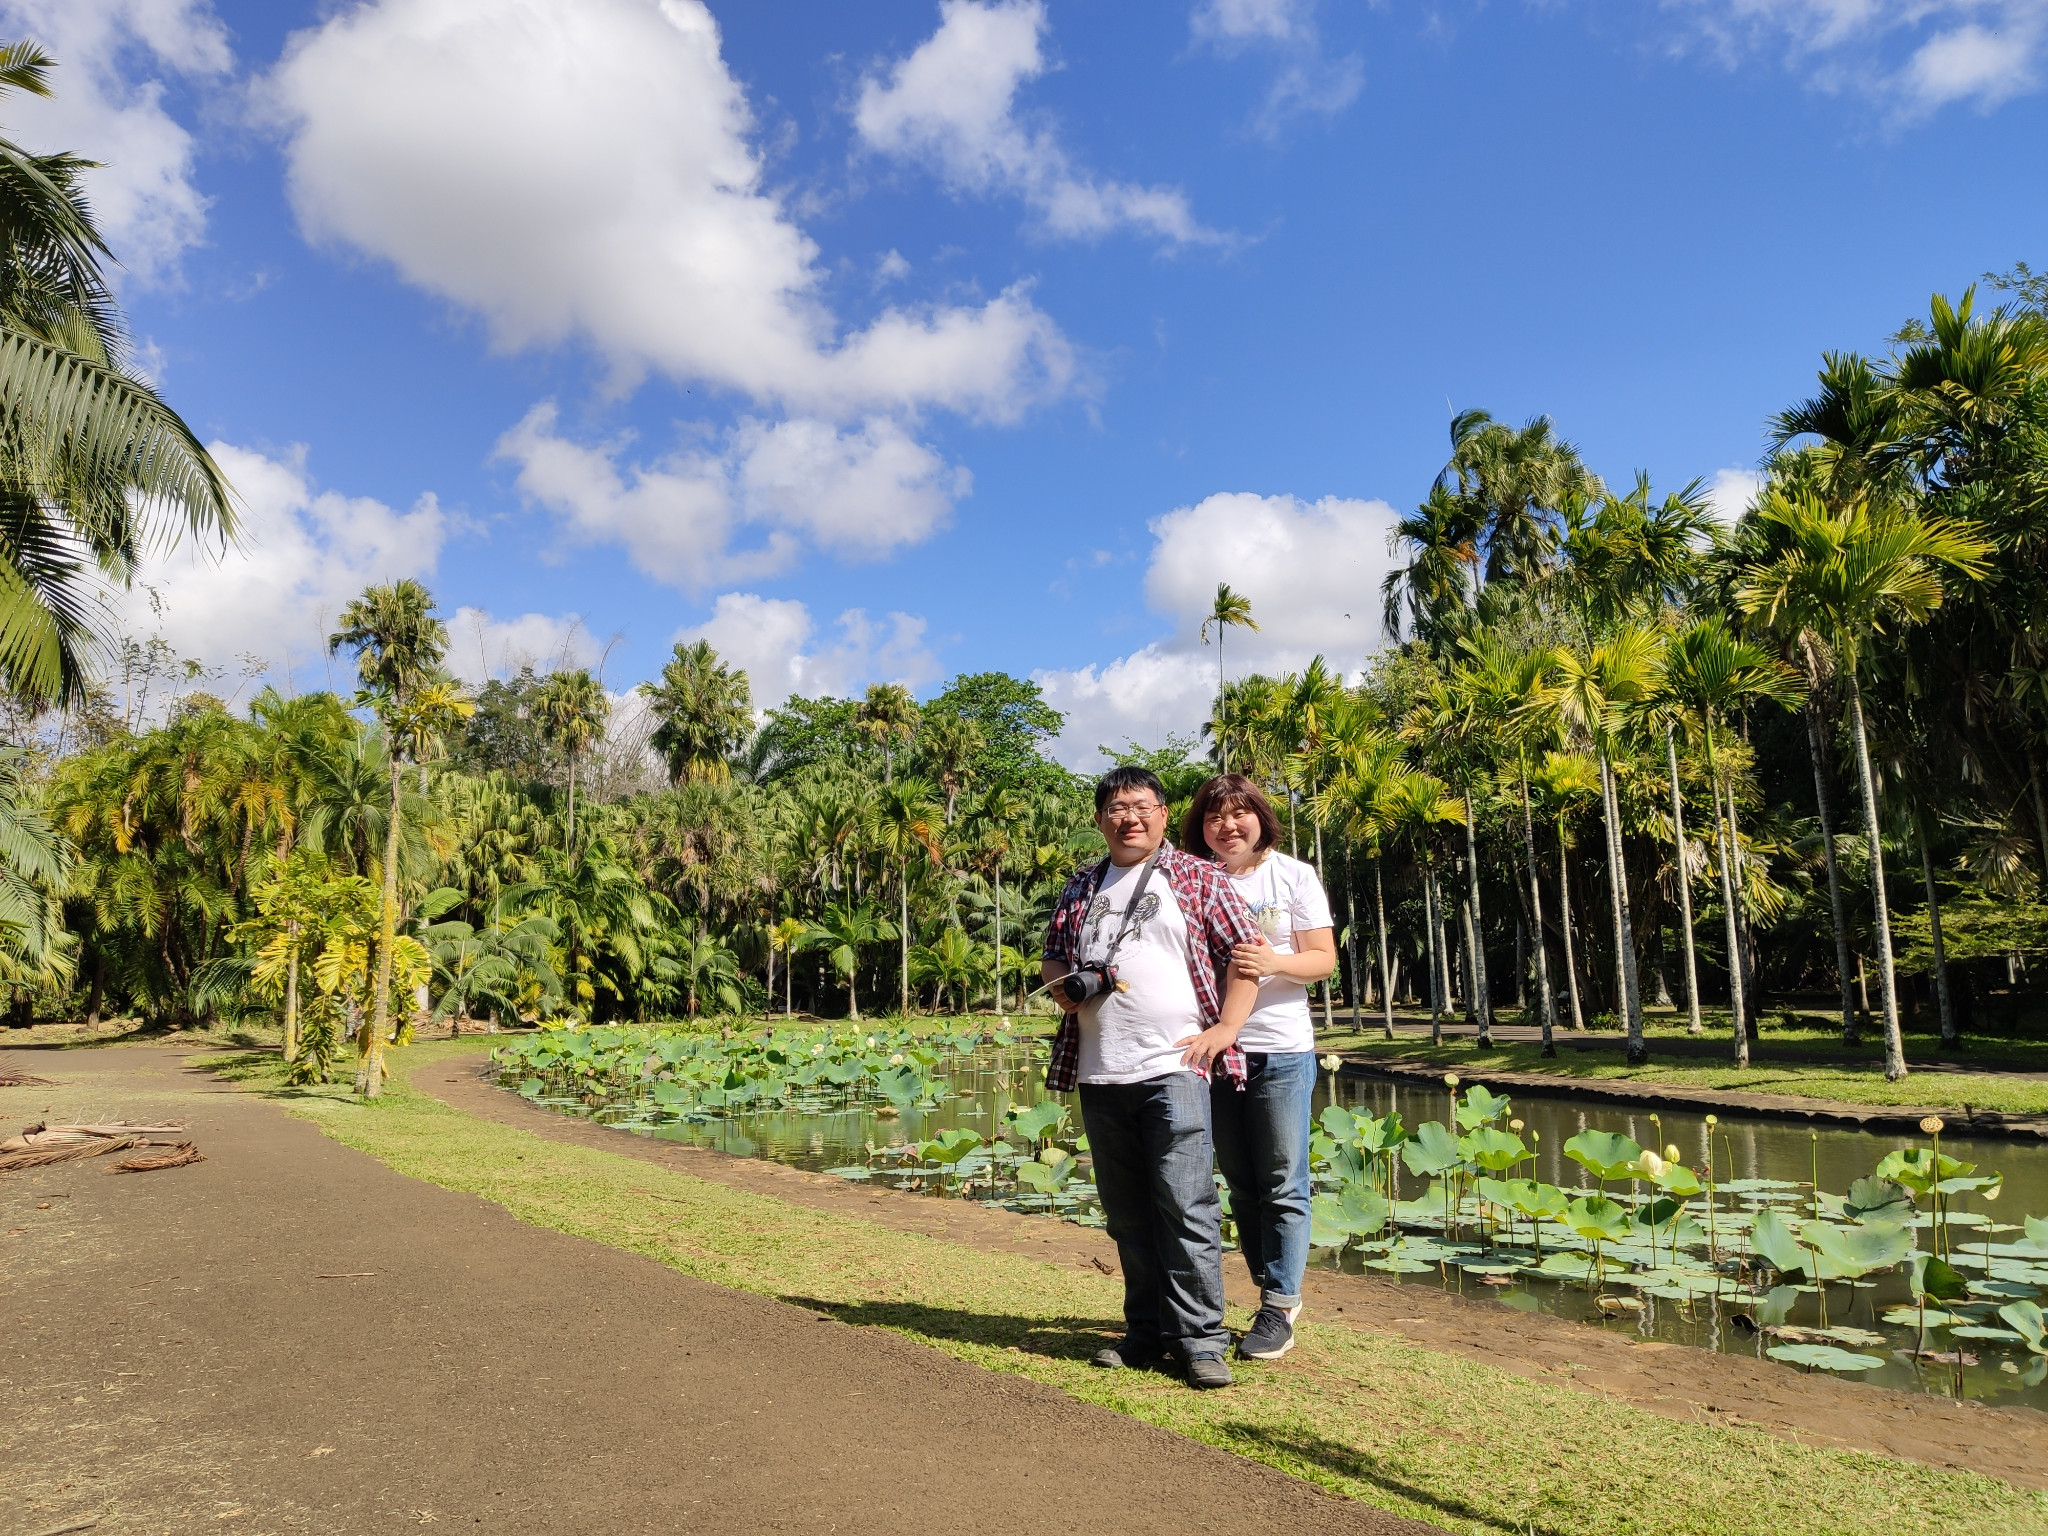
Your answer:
[1040,842,1262,1093]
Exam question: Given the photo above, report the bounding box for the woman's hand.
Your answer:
[1176,1022,1241,1072]
[1231,936,1283,980]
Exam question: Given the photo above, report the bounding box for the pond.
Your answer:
[495,1023,2048,1411]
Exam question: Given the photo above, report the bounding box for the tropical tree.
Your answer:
[0,44,236,706]
[1200,583,1259,771]
[642,640,752,785]
[532,669,608,852]
[874,776,941,1013]
[803,900,895,1019]
[1656,619,1804,1065]
[1376,770,1464,1044]
[328,579,463,1097]
[855,683,920,785]
[1737,490,1991,1080]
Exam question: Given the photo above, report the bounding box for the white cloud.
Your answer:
[494,404,971,592]
[1190,0,1362,132]
[855,1,1222,245]
[1704,465,1764,524]
[1037,489,1401,769]
[0,0,232,282]
[263,0,1076,419]
[446,607,598,685]
[679,594,941,708]
[110,440,446,686]
[1665,0,2047,114]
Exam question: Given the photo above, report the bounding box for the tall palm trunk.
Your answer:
[1517,764,1558,1057]
[1343,843,1361,1031]
[993,861,1004,1022]
[566,750,577,854]
[360,753,404,1099]
[284,921,301,1065]
[1599,753,1646,1062]
[2027,751,2048,876]
[1846,675,1907,1081]
[1374,859,1395,1040]
[1462,796,1491,1046]
[1703,725,1748,1067]
[1726,778,1762,1038]
[766,938,776,1026]
[1803,683,1858,1043]
[1217,631,1228,773]
[1557,823,1585,1032]
[900,863,911,1017]
[1663,728,1703,1037]
[1423,857,1444,1045]
[1313,811,1334,1034]
[1916,805,1956,1047]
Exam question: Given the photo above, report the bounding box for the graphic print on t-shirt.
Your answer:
[1086,889,1160,950]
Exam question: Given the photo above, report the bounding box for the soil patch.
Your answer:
[429,1046,2048,1489]
[1,1046,1431,1536]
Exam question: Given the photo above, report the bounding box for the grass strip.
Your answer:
[1318,1028,2048,1117]
[217,1039,2048,1536]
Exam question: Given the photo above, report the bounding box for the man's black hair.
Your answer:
[1094,765,1167,814]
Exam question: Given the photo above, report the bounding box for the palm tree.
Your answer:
[1312,726,1407,1039]
[1547,625,1661,1063]
[1376,770,1465,1044]
[1737,489,1991,1081]
[874,776,941,1013]
[329,579,466,1095]
[0,44,236,705]
[803,900,894,1019]
[917,712,982,823]
[1200,583,1259,771]
[1657,619,1803,1066]
[532,669,609,853]
[1440,409,1602,590]
[1455,634,1562,1055]
[855,683,920,785]
[641,640,752,785]
[1382,487,1479,652]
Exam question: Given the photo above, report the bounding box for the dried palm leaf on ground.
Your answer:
[0,1134,145,1171]
[0,1067,53,1087]
[0,1121,185,1152]
[113,1141,204,1172]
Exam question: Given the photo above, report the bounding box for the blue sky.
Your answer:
[12,0,2045,764]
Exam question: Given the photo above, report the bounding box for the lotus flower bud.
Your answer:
[812,1044,825,1055]
[1320,1054,1341,1072]
[889,1053,904,1065]
[1665,1145,1682,1163]
[865,1036,877,1048]
[1920,1116,1945,1135]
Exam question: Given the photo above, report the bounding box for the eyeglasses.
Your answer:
[1102,801,1164,820]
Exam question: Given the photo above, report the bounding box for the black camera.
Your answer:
[1059,965,1125,1004]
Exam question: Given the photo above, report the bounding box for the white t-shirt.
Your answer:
[1074,859,1203,1085]
[1223,850,1334,1054]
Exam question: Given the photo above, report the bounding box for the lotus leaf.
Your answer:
[1875,1146,1973,1195]
[2000,1300,2048,1354]
[1952,1325,2026,1342]
[1750,1208,1808,1275]
[1401,1120,1462,1177]
[1653,1164,1703,1197]
[1799,1219,1912,1279]
[1880,1307,1973,1328]
[1841,1175,1914,1222]
[1007,1101,1067,1144]
[1766,1343,1884,1372]
[1454,1084,1513,1129]
[1910,1252,1971,1304]
[1633,1196,1683,1233]
[1460,1126,1528,1172]
[1563,1129,1644,1183]
[1356,1112,1408,1155]
[1319,1104,1358,1142]
[1566,1195,1632,1244]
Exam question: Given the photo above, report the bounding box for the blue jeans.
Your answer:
[1078,1073,1227,1358]
[1210,1049,1316,1310]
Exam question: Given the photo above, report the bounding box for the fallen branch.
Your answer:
[0,1067,53,1087]
[0,1135,144,1172]
[112,1142,205,1173]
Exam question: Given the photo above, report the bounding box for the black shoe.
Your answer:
[1238,1304,1299,1361]
[1185,1353,1234,1389]
[1092,1337,1165,1370]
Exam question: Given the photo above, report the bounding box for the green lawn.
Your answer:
[211,1039,2048,1536]
[1315,1019,2048,1117]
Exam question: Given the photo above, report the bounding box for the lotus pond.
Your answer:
[495,1023,2048,1410]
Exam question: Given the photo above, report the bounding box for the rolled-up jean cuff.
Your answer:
[1262,1291,1302,1310]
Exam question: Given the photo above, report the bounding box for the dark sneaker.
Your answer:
[1238,1305,1299,1361]
[1185,1353,1234,1389]
[1092,1337,1165,1370]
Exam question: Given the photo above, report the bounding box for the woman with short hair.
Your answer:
[1182,773,1336,1361]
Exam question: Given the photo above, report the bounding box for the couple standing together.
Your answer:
[1040,764,1336,1390]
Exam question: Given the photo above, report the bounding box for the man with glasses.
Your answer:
[1041,765,1263,1388]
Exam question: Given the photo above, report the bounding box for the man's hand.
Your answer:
[1041,961,1083,1013]
[1230,936,1282,979]
[1176,1022,1240,1072]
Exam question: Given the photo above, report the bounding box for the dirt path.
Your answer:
[421,1045,2048,1490]
[1,1047,1434,1536]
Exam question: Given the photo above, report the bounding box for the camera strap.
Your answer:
[1094,851,1162,971]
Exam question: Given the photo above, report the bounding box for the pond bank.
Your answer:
[434,1045,2048,1494]
[1333,1051,2048,1142]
